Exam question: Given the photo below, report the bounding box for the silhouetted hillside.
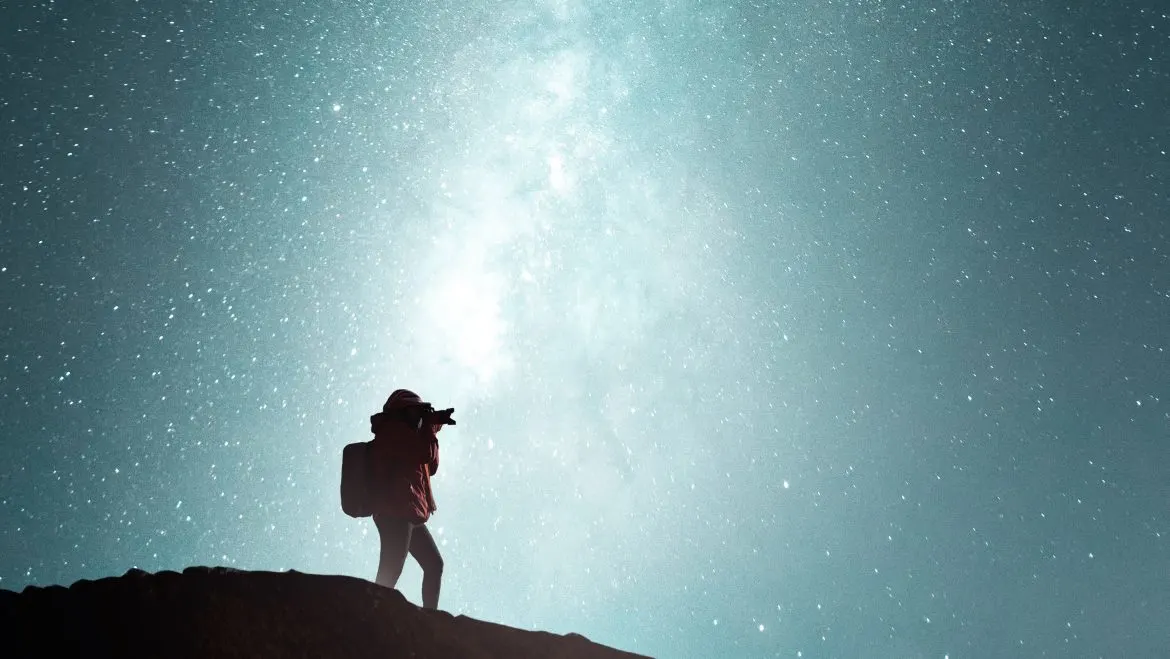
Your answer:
[0,566,650,659]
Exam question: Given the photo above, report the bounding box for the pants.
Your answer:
[373,514,444,609]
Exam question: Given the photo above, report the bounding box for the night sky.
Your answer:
[2,1,1168,657]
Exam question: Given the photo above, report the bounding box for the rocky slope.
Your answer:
[0,566,651,659]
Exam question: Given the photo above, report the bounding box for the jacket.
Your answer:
[368,393,441,524]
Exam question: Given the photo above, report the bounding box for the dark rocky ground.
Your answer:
[0,566,651,659]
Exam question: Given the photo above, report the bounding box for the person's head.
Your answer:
[384,389,424,412]
[379,389,454,433]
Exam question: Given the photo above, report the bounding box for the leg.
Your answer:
[408,524,444,609]
[373,515,413,589]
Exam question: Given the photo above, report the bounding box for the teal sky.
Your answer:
[2,1,1167,657]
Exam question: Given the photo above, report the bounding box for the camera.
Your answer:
[425,407,456,426]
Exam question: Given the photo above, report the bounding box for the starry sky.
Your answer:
[2,1,1168,657]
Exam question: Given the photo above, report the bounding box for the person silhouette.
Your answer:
[367,389,453,609]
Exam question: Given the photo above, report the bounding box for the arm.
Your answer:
[426,425,440,475]
[422,410,452,476]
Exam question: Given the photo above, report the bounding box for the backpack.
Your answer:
[340,440,373,518]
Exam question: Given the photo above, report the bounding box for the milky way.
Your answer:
[2,1,1168,656]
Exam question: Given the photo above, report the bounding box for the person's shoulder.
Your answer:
[375,418,426,439]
